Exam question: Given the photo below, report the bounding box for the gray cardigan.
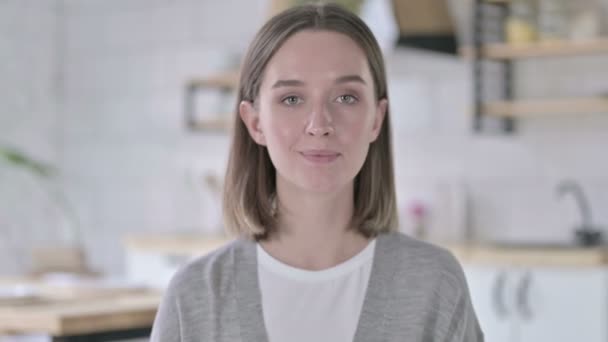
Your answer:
[150,231,484,341]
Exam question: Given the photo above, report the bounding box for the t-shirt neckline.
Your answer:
[256,238,376,282]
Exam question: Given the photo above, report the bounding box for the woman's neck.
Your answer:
[259,178,370,271]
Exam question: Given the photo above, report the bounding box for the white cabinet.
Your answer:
[126,250,195,289]
[465,266,516,342]
[123,235,230,289]
[518,268,607,342]
[464,266,608,342]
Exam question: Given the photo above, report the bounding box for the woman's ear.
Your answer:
[369,98,388,142]
[239,100,266,146]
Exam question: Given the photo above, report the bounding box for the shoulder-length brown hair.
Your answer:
[223,3,398,241]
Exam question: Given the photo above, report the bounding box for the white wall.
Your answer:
[2,0,607,275]
[59,0,270,274]
[0,0,63,275]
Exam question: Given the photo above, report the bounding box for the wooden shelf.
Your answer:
[184,70,239,134]
[461,39,608,60]
[189,117,233,132]
[188,70,239,89]
[483,97,608,117]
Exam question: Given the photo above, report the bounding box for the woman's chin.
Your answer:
[277,170,353,195]
[296,178,350,195]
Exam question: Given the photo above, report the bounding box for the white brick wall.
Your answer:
[2,0,607,275]
[58,0,268,274]
[0,0,62,275]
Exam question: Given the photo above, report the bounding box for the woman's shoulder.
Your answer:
[376,231,468,287]
[376,232,483,340]
[152,239,251,340]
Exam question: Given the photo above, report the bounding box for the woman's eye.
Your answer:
[281,96,301,106]
[337,95,358,104]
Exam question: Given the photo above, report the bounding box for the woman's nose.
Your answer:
[305,105,335,137]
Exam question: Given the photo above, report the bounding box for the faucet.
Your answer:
[556,179,603,246]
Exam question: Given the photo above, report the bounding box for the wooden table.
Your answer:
[0,278,162,341]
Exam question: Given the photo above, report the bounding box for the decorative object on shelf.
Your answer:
[506,0,538,45]
[408,200,429,240]
[569,0,602,42]
[537,0,571,42]
[432,180,472,244]
[392,0,458,54]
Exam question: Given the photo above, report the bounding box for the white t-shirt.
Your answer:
[257,239,376,342]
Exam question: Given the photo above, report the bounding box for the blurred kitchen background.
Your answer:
[1,0,608,341]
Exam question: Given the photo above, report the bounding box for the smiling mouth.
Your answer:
[300,151,340,164]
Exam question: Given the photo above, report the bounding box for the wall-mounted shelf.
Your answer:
[484,97,608,117]
[185,70,239,133]
[462,39,608,60]
[471,0,608,133]
[187,71,239,89]
[188,117,233,131]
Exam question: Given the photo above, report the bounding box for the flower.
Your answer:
[408,200,427,221]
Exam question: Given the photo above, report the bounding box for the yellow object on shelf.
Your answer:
[506,18,538,45]
[505,0,538,45]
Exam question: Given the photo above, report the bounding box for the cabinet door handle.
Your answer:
[516,271,533,321]
[492,271,509,318]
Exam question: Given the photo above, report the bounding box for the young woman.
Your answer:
[151,3,483,341]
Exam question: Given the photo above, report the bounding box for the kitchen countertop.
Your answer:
[124,233,608,267]
[0,277,161,337]
[123,233,229,255]
[444,242,608,267]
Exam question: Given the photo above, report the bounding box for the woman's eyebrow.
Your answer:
[335,75,366,85]
[271,75,366,89]
[272,79,305,88]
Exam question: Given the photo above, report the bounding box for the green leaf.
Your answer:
[0,145,56,178]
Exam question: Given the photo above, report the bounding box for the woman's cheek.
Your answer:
[338,108,372,133]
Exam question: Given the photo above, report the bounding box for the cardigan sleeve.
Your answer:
[445,289,485,342]
[438,260,485,342]
[150,277,182,342]
[432,249,485,342]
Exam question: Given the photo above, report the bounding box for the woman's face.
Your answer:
[240,30,387,194]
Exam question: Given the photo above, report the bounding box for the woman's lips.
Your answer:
[300,150,340,164]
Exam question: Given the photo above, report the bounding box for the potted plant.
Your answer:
[0,145,91,276]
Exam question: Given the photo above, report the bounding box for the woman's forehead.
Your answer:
[262,30,372,87]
